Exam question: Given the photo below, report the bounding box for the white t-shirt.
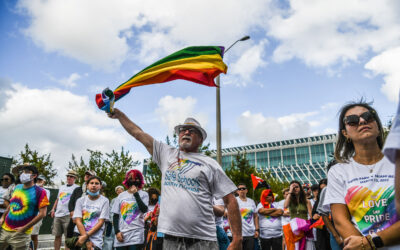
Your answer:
[153,140,237,241]
[111,190,149,247]
[324,157,400,250]
[277,199,290,225]
[0,187,7,213]
[73,195,109,248]
[237,197,256,237]
[55,184,79,217]
[213,198,225,228]
[383,90,400,163]
[257,201,282,238]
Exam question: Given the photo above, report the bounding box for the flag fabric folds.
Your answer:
[96,46,227,111]
[309,217,325,229]
[251,174,270,190]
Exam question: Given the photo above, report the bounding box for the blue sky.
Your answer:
[1,0,399,178]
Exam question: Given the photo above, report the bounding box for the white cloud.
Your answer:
[155,95,208,134]
[228,40,268,85]
[0,82,128,177]
[365,46,400,102]
[58,73,81,87]
[267,0,400,68]
[17,0,272,71]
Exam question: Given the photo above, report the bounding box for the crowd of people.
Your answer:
[0,98,399,250]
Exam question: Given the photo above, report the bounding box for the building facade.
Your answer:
[210,134,337,184]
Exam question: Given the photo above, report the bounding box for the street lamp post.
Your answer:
[216,36,250,165]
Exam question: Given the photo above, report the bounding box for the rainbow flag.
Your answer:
[96,46,227,111]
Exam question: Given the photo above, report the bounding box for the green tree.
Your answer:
[225,152,289,203]
[69,147,139,199]
[12,144,57,185]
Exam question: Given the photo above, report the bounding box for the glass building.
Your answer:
[210,134,337,184]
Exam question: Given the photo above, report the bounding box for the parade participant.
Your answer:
[111,169,148,249]
[283,180,314,250]
[213,197,230,250]
[108,110,242,250]
[236,183,259,250]
[0,164,49,249]
[383,91,400,216]
[257,189,284,250]
[324,101,400,249]
[69,170,97,214]
[278,188,291,250]
[51,170,79,250]
[311,179,330,250]
[0,173,14,217]
[31,175,51,250]
[72,176,109,250]
[103,185,124,250]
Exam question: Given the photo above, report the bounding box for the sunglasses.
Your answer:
[179,127,199,134]
[238,187,247,191]
[0,178,10,181]
[344,111,375,126]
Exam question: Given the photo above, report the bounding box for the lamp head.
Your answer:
[240,36,250,41]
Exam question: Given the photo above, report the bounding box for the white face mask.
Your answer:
[20,173,32,184]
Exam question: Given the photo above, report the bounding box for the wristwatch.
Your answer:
[370,232,384,248]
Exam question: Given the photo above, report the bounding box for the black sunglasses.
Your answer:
[344,111,375,126]
[179,127,199,134]
[238,187,247,191]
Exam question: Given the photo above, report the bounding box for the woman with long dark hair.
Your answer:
[324,101,400,249]
[283,180,313,250]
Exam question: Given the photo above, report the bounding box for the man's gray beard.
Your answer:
[179,141,192,150]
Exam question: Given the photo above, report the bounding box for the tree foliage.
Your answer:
[68,147,139,199]
[12,144,57,185]
[225,152,289,203]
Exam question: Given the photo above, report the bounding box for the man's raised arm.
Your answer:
[108,108,154,155]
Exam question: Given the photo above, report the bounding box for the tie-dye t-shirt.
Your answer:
[2,184,49,234]
[325,157,400,250]
[257,202,283,238]
[236,197,256,237]
[111,190,149,247]
[73,195,109,248]
[55,184,79,217]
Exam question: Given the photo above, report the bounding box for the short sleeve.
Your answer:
[316,188,330,215]
[152,140,173,171]
[383,90,400,163]
[38,188,50,208]
[140,191,149,206]
[111,196,121,215]
[99,198,110,219]
[324,167,346,206]
[73,197,83,219]
[256,203,263,213]
[213,198,224,206]
[210,165,237,199]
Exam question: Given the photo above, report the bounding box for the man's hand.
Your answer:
[15,227,26,233]
[313,214,321,220]
[129,185,138,194]
[116,232,124,242]
[0,217,4,226]
[76,235,88,247]
[343,236,371,250]
[227,238,242,250]
[50,210,55,218]
[254,230,259,238]
[85,241,94,250]
[108,108,123,119]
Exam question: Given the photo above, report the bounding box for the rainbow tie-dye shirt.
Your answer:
[325,157,399,241]
[236,197,256,237]
[2,184,49,234]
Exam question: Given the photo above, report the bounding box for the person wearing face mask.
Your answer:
[71,176,109,250]
[0,163,50,249]
[51,170,80,250]
[111,169,149,249]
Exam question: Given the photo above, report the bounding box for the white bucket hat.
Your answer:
[174,118,207,141]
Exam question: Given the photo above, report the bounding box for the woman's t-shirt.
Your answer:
[324,157,399,250]
[111,190,149,247]
[73,195,109,248]
[257,202,282,238]
[236,197,256,237]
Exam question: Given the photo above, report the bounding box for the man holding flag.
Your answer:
[108,111,242,250]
